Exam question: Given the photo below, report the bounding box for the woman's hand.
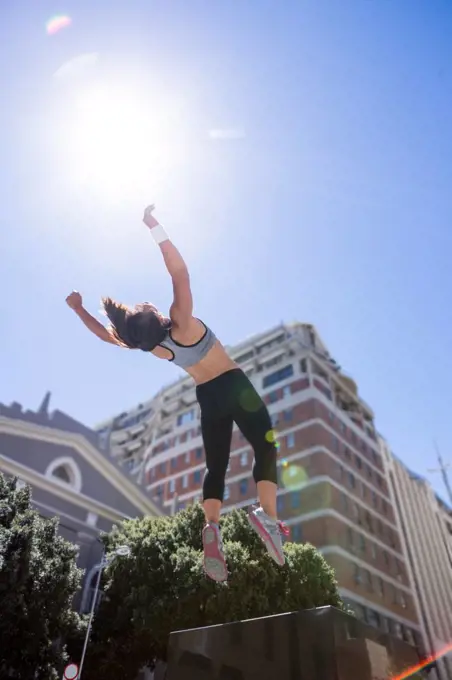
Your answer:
[143,204,159,229]
[66,291,83,311]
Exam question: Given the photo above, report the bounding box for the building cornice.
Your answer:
[0,416,162,517]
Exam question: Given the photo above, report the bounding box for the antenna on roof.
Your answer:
[38,391,52,416]
[427,440,452,505]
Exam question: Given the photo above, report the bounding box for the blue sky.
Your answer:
[1,1,451,501]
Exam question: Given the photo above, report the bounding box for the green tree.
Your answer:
[0,474,84,679]
[83,503,344,680]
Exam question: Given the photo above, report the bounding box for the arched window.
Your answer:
[53,465,72,484]
[45,457,82,492]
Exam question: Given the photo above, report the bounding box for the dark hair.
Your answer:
[102,298,171,351]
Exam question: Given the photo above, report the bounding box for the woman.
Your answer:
[66,205,287,582]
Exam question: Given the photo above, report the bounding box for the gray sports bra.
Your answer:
[159,320,217,369]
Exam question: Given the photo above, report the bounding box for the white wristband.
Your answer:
[150,224,169,245]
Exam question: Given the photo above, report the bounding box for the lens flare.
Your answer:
[390,642,452,680]
[265,429,277,443]
[280,464,308,490]
[46,15,72,35]
[239,388,262,413]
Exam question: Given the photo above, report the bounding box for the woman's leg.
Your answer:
[200,409,233,582]
[231,375,285,566]
[201,410,234,522]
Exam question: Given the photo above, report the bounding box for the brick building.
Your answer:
[96,322,421,646]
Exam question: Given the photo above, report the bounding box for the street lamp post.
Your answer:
[78,545,131,680]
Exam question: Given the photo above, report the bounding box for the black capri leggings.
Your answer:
[196,368,278,502]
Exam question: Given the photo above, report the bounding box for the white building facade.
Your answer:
[382,441,452,680]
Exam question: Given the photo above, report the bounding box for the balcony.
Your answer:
[128,421,147,437]
[125,439,143,454]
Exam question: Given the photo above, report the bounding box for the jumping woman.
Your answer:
[66,205,287,582]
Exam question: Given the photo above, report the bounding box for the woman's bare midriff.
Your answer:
[185,341,238,384]
[151,318,238,385]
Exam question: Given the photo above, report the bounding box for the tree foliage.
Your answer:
[0,474,84,679]
[83,503,344,680]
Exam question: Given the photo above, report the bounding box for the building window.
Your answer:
[378,577,384,597]
[366,609,380,629]
[366,465,373,480]
[263,364,294,388]
[193,470,202,484]
[353,602,366,621]
[240,451,248,467]
[290,492,301,509]
[195,447,203,460]
[185,451,190,464]
[271,413,279,426]
[339,422,346,435]
[392,586,398,604]
[235,350,254,364]
[347,527,354,548]
[182,474,188,489]
[355,455,362,470]
[354,565,362,585]
[240,479,248,495]
[371,543,377,561]
[344,446,351,461]
[86,512,98,527]
[169,479,176,494]
[177,410,194,426]
[283,409,293,422]
[372,491,378,508]
[394,622,403,640]
[224,485,230,501]
[291,525,303,542]
[359,534,366,553]
[53,465,71,484]
[332,435,339,453]
[364,569,372,591]
[171,457,177,470]
[300,358,308,373]
[341,493,349,513]
[268,391,279,404]
[287,432,295,448]
[348,472,356,489]
[282,385,291,398]
[45,457,82,492]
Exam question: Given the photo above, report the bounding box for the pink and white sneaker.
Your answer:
[202,522,228,582]
[248,507,288,566]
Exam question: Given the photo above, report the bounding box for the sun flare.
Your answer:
[68,85,180,198]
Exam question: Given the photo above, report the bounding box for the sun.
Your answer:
[68,85,179,198]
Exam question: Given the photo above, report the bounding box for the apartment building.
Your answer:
[382,442,452,680]
[96,322,421,648]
